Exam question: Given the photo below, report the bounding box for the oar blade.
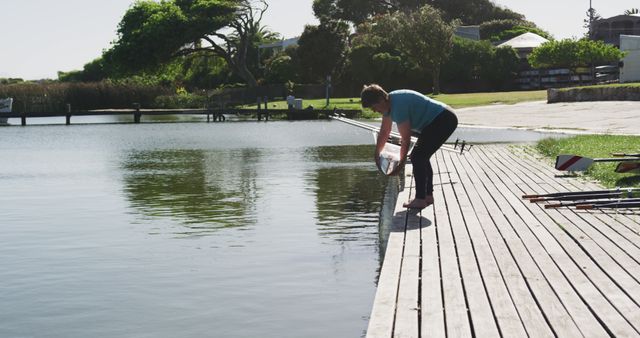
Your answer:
[555,155,593,171]
[615,162,640,173]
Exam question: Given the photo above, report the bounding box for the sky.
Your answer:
[0,0,637,80]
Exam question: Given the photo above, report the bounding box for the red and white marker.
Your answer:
[555,154,640,171]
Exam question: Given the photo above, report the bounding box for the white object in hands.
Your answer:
[379,142,401,175]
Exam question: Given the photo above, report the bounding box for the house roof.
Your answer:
[595,14,640,23]
[497,32,549,49]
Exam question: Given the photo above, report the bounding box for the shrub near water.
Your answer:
[537,135,640,188]
[0,81,173,112]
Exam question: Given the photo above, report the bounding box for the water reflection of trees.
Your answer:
[121,148,260,236]
[305,145,389,244]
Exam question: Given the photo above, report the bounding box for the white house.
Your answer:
[497,32,549,59]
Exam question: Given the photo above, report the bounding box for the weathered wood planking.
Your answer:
[477,145,640,336]
[367,144,640,338]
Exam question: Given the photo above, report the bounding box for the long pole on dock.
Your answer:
[329,115,464,153]
[545,197,640,209]
[522,187,640,199]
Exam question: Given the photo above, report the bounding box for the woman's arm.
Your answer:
[396,120,412,163]
[375,115,393,154]
[374,115,393,169]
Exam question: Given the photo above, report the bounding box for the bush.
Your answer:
[0,81,173,112]
[441,38,519,92]
[153,93,208,109]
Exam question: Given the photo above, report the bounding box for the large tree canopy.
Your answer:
[312,0,522,25]
[528,39,625,69]
[104,0,274,87]
[296,21,350,82]
[396,5,458,94]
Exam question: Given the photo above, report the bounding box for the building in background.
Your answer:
[620,35,640,82]
[590,14,640,47]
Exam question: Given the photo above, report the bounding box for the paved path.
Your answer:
[456,100,640,135]
[367,144,640,338]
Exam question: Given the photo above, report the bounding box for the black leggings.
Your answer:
[409,109,458,199]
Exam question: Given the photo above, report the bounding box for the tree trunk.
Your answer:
[432,66,441,95]
[221,52,259,88]
[236,63,258,88]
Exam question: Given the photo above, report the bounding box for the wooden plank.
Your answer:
[420,194,445,338]
[451,149,559,337]
[438,151,502,337]
[510,145,640,228]
[431,153,474,337]
[367,176,412,338]
[468,146,611,337]
[474,145,640,336]
[394,166,421,338]
[438,151,528,337]
[490,147,640,299]
[506,145,640,246]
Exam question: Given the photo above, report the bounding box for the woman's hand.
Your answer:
[388,157,406,176]
[374,151,382,171]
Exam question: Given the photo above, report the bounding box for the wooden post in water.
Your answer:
[65,104,71,125]
[21,101,26,126]
[257,97,262,121]
[133,103,141,123]
[263,96,269,121]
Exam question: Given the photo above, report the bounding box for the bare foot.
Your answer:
[403,196,434,209]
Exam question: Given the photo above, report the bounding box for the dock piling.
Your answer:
[65,104,71,125]
[133,103,141,123]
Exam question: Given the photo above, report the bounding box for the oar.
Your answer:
[611,152,640,157]
[522,187,640,199]
[615,162,640,173]
[545,197,640,209]
[575,200,640,210]
[554,154,640,171]
[329,115,463,153]
[529,191,628,203]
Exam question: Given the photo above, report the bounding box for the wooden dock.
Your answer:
[1,107,360,125]
[368,144,640,338]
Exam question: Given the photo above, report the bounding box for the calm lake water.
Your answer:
[0,119,562,338]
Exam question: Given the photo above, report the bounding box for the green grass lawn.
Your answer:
[536,135,640,188]
[245,89,548,118]
[430,90,547,108]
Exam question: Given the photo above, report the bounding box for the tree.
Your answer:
[264,49,300,84]
[312,0,385,25]
[441,37,519,92]
[584,6,602,38]
[480,19,552,42]
[430,0,523,24]
[314,0,523,26]
[395,5,458,94]
[104,0,276,88]
[529,39,626,83]
[296,21,350,83]
[59,57,109,82]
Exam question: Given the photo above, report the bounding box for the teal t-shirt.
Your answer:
[386,90,447,133]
